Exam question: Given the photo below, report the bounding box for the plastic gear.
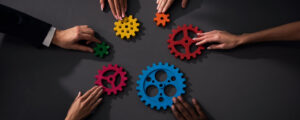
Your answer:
[95,64,128,95]
[113,15,140,39]
[93,42,110,58]
[154,13,170,27]
[168,24,205,60]
[136,62,186,110]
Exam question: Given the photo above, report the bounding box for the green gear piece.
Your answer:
[93,42,110,58]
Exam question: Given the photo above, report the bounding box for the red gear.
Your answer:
[154,13,170,27]
[168,24,205,60]
[95,64,127,95]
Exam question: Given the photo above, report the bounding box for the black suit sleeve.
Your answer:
[0,4,52,47]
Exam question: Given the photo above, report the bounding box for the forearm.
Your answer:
[0,4,52,47]
[240,21,300,44]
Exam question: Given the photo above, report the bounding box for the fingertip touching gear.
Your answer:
[136,62,186,110]
[95,64,128,95]
[113,15,140,39]
[154,13,170,27]
[93,42,110,58]
[168,24,205,60]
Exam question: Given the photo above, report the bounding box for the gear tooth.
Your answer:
[163,106,167,110]
[158,62,162,65]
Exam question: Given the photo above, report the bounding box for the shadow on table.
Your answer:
[0,33,121,119]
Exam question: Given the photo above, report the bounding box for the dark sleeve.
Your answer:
[0,4,52,47]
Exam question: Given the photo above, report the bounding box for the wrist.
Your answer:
[237,33,251,46]
[52,29,61,46]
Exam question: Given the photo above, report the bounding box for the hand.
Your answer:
[156,0,188,13]
[100,0,127,20]
[172,96,207,120]
[65,86,103,120]
[52,25,101,53]
[193,30,245,50]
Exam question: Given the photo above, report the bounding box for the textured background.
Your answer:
[1,0,300,120]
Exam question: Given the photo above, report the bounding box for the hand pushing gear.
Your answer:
[95,64,128,95]
[113,15,140,39]
[168,24,205,60]
[136,62,186,110]
[93,42,110,58]
[154,13,170,27]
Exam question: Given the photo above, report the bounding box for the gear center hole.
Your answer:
[103,70,115,77]
[164,85,177,97]
[155,70,167,82]
[160,17,164,20]
[146,85,158,97]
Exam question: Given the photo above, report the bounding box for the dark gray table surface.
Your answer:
[1,0,300,120]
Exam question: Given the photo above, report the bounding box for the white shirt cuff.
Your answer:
[42,26,56,47]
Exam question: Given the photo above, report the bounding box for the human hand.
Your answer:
[52,25,101,53]
[156,0,188,13]
[172,96,207,120]
[65,86,103,120]
[100,0,127,20]
[193,30,245,50]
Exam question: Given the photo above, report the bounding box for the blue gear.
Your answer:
[136,62,186,110]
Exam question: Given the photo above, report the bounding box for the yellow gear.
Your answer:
[113,15,140,39]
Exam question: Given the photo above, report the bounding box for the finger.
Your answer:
[156,0,160,4]
[157,0,163,10]
[158,0,168,13]
[178,96,198,117]
[195,40,209,46]
[114,0,121,20]
[81,86,98,100]
[76,91,82,99]
[171,105,185,120]
[86,41,92,45]
[162,0,173,13]
[100,0,105,11]
[79,34,101,44]
[90,87,103,105]
[193,35,211,41]
[207,44,225,50]
[85,86,101,104]
[71,44,94,53]
[181,0,188,8]
[173,97,192,120]
[81,27,94,35]
[108,0,118,19]
[90,97,103,110]
[192,98,207,119]
[120,0,125,18]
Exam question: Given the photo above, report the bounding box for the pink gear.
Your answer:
[95,64,128,95]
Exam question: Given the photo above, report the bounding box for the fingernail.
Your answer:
[192,38,197,40]
[171,105,175,110]
[192,98,196,103]
[178,96,182,100]
[197,33,202,35]
[207,47,211,50]
[122,13,125,18]
[101,5,104,11]
[172,97,177,103]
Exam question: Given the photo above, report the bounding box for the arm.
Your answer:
[194,21,300,50]
[0,4,101,52]
[0,4,51,47]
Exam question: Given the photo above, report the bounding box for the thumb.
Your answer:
[207,44,225,50]
[182,0,188,8]
[71,44,94,53]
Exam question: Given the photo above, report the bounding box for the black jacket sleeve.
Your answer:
[0,4,52,47]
